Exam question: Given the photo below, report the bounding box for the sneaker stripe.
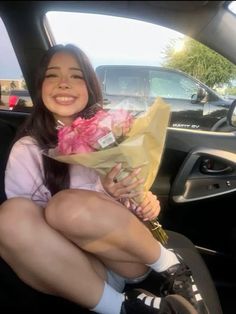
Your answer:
[195,293,203,301]
[144,296,153,306]
[137,293,147,300]
[192,284,197,292]
[137,292,161,309]
[153,297,161,309]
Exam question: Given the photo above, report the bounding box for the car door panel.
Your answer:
[153,128,236,195]
[171,147,236,203]
[151,127,236,254]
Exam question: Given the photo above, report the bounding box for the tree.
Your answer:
[10,80,17,90]
[21,79,27,90]
[162,37,236,88]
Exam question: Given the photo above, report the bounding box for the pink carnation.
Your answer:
[110,109,134,136]
[57,107,134,154]
[58,126,75,154]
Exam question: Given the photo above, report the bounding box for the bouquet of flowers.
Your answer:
[47,97,170,244]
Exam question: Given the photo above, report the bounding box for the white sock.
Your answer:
[91,282,125,314]
[147,243,180,272]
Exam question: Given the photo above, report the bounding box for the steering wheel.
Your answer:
[210,117,235,132]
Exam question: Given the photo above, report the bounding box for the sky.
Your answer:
[0,19,23,79]
[46,12,184,68]
[0,12,184,79]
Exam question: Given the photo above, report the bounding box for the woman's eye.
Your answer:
[44,73,57,78]
[71,74,84,79]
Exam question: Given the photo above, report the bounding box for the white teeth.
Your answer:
[55,97,74,102]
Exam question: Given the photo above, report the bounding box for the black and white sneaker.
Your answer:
[120,288,197,314]
[158,253,209,314]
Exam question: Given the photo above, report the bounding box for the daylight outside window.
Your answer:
[0,17,33,112]
[1,11,235,131]
[228,1,236,14]
[43,11,236,132]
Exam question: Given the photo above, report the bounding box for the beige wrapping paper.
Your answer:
[48,97,170,204]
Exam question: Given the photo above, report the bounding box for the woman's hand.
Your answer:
[133,191,160,221]
[101,163,144,199]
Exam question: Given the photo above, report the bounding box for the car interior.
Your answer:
[0,1,236,313]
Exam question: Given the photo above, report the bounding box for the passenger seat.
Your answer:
[0,120,16,204]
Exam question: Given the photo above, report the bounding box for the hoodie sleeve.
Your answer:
[5,136,51,207]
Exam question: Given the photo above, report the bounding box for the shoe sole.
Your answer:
[164,295,198,314]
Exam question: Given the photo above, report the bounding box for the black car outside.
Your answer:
[95,65,233,131]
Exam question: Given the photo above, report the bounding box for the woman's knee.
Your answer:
[45,189,104,232]
[0,197,43,249]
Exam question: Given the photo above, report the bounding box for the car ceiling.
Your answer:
[0,1,235,98]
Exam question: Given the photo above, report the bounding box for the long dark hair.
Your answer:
[16,44,103,195]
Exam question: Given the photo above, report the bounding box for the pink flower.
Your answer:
[110,109,134,136]
[79,117,110,150]
[57,106,134,154]
[58,126,75,154]
[72,135,94,153]
[58,124,93,154]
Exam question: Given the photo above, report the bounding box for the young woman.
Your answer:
[0,44,207,314]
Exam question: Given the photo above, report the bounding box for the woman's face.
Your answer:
[42,51,89,125]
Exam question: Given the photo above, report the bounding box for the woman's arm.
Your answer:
[5,136,51,207]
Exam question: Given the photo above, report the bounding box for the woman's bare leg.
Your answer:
[0,197,108,309]
[45,189,161,278]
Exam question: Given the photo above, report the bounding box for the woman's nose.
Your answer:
[58,77,70,89]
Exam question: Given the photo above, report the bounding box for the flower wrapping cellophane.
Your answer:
[46,97,170,244]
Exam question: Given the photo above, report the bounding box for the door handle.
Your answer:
[201,164,233,175]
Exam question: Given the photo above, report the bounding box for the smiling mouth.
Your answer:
[54,96,76,105]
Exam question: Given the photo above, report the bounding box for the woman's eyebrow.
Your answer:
[46,66,82,71]
[69,67,82,71]
[46,66,60,70]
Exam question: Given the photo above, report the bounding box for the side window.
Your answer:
[105,69,144,96]
[149,70,199,99]
[0,17,33,112]
[45,11,236,132]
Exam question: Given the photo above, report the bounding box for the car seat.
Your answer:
[0,120,16,204]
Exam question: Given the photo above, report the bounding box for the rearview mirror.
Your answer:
[227,99,236,127]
